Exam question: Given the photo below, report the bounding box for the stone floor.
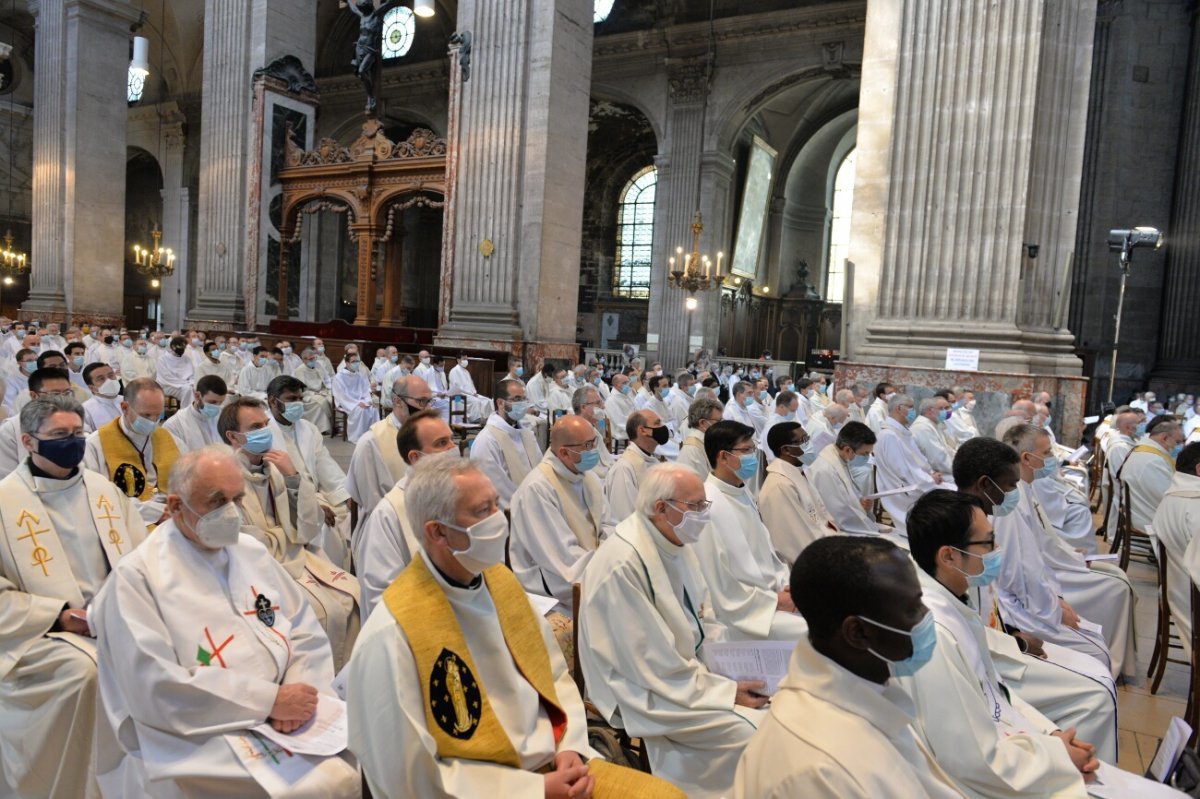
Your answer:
[326,429,1184,774]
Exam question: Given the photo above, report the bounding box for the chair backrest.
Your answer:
[449,393,467,426]
[571,582,586,698]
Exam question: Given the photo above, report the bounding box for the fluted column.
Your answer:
[847,0,1094,375]
[189,0,312,327]
[438,0,593,354]
[24,0,140,323]
[158,111,189,331]
[1153,12,1200,383]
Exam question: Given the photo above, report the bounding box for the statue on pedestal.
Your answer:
[785,258,821,300]
[346,0,405,115]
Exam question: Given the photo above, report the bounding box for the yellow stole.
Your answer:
[384,556,566,767]
[97,418,180,501]
[1131,443,1175,470]
[369,417,407,483]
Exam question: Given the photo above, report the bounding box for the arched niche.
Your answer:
[124,147,165,329]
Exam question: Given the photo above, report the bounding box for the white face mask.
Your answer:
[442,510,508,575]
[97,378,121,398]
[459,359,469,369]
[183,500,243,548]
[666,503,711,545]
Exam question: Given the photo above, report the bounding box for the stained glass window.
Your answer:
[825,148,856,304]
[613,166,656,299]
[382,7,415,60]
[594,0,615,23]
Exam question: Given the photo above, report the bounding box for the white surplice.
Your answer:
[344,413,405,522]
[579,513,765,799]
[469,413,542,508]
[1156,472,1200,656]
[1123,437,1174,533]
[346,548,596,797]
[605,390,636,442]
[604,442,658,522]
[237,361,279,401]
[947,407,980,445]
[677,427,710,479]
[0,464,147,799]
[92,522,359,798]
[118,351,156,382]
[292,363,333,434]
[154,351,196,403]
[735,637,964,799]
[1032,471,1099,555]
[665,386,691,430]
[163,404,222,451]
[805,444,889,536]
[81,394,123,434]
[695,474,807,641]
[873,418,944,529]
[901,570,1088,798]
[759,458,836,568]
[803,411,837,457]
[270,419,354,571]
[196,355,236,387]
[332,369,375,444]
[866,397,888,434]
[509,452,615,614]
[353,475,420,622]
[448,364,493,422]
[911,416,956,475]
[0,415,25,478]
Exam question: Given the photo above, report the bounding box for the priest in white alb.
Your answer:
[218,397,362,671]
[510,416,616,614]
[696,420,807,640]
[805,421,891,537]
[292,348,333,435]
[238,347,279,401]
[448,355,494,423]
[345,374,431,523]
[469,378,542,508]
[80,362,124,434]
[910,396,956,476]
[1123,414,1186,540]
[759,421,837,567]
[605,409,666,520]
[1156,443,1200,656]
[579,464,767,799]
[162,374,228,451]
[347,457,677,798]
[874,393,947,530]
[0,397,147,799]
[354,409,458,620]
[572,384,614,480]
[605,373,636,446]
[803,401,847,459]
[92,447,360,797]
[154,336,197,405]
[678,396,722,479]
[331,352,376,444]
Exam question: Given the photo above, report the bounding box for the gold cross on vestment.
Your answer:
[15,509,52,577]
[96,496,123,554]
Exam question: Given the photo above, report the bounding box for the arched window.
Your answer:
[613,166,656,299]
[825,147,856,304]
[594,0,616,23]
[382,7,416,60]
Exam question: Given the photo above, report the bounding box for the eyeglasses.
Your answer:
[726,446,757,455]
[960,537,996,552]
[565,441,598,452]
[396,394,433,408]
[667,498,712,513]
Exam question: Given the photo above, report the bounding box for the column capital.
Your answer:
[667,56,710,106]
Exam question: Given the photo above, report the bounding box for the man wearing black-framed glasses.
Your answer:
[346,374,434,522]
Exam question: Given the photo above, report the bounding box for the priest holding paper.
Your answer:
[92,446,360,798]
[509,415,616,614]
[696,420,807,640]
[579,464,767,799]
[0,397,148,799]
[347,457,678,797]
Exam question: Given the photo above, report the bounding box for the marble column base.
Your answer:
[857,319,1083,377]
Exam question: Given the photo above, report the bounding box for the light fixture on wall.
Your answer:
[412,0,435,17]
[667,212,723,295]
[130,0,175,277]
[128,35,149,103]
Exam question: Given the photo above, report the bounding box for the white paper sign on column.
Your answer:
[945,348,980,371]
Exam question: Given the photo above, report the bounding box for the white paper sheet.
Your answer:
[1085,553,1121,563]
[526,592,559,617]
[1068,445,1089,463]
[863,484,920,500]
[701,640,798,695]
[1077,619,1104,637]
[1086,762,1188,797]
[250,693,349,757]
[1149,716,1193,782]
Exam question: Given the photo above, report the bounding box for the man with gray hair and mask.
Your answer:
[580,463,768,798]
[91,446,360,797]
[347,456,674,797]
[292,346,333,434]
[572,384,614,479]
[0,396,147,799]
[873,393,947,532]
[346,373,433,523]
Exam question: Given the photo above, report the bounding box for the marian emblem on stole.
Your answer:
[430,648,481,739]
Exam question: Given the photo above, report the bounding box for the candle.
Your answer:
[716,251,724,276]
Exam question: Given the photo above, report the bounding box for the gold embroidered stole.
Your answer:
[97,418,180,501]
[1131,443,1175,471]
[384,556,566,767]
[536,460,602,551]
[369,417,408,483]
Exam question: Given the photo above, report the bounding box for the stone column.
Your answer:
[24,0,140,324]
[189,0,313,328]
[1153,12,1200,384]
[846,0,1095,375]
[437,0,593,361]
[157,111,189,331]
[646,58,709,370]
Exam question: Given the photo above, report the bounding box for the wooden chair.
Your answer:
[1114,481,1155,572]
[333,407,348,441]
[1149,541,1189,693]
[1099,470,1115,542]
[162,394,180,420]
[1088,441,1105,513]
[1187,581,1200,736]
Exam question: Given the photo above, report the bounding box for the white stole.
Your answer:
[535,459,602,550]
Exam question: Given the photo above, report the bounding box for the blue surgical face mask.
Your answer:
[778,411,795,422]
[1135,421,1147,437]
[241,427,274,454]
[938,409,952,422]
[283,401,305,424]
[758,390,770,402]
[506,400,531,421]
[573,447,600,473]
[733,451,758,481]
[620,384,632,395]
[1033,453,1059,480]
[905,408,917,425]
[1171,443,1184,459]
[743,396,755,408]
[687,384,698,396]
[985,476,1020,517]
[951,546,1003,588]
[515,366,524,377]
[200,402,222,419]
[130,415,158,437]
[660,387,671,400]
[860,611,937,677]
[72,355,84,367]
[850,452,871,468]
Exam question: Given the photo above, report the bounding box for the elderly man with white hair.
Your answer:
[804,401,848,457]
[572,384,613,479]
[946,387,980,444]
[292,347,333,434]
[679,396,723,479]
[910,395,956,476]
[347,457,675,797]
[605,409,667,520]
[92,446,360,797]
[605,372,636,445]
[510,416,616,615]
[873,393,946,531]
[579,463,768,799]
[448,354,494,422]
[0,397,148,799]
